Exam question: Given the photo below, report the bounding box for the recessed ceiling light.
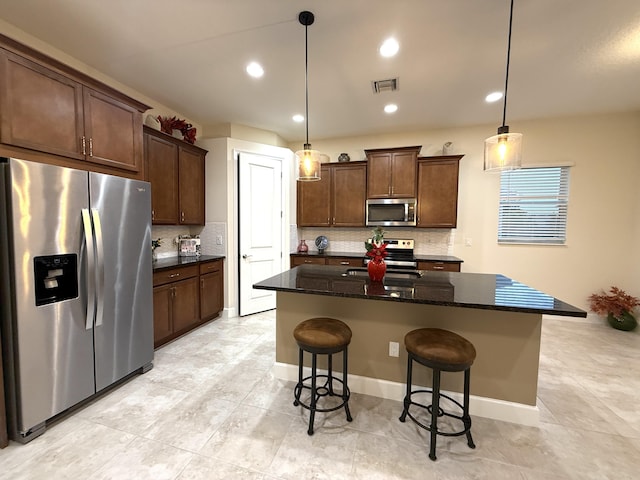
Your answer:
[384,104,398,114]
[292,114,304,123]
[379,38,399,57]
[246,62,264,78]
[485,91,503,103]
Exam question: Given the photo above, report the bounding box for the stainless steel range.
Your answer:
[365,238,417,269]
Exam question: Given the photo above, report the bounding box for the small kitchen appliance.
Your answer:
[366,198,417,227]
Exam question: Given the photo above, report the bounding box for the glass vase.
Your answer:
[297,239,309,253]
[367,259,386,282]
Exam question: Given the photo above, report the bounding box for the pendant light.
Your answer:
[295,10,321,181]
[484,0,522,172]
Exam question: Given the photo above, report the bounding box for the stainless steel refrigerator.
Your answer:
[0,158,153,443]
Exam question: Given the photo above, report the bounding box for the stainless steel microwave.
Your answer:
[366,198,417,227]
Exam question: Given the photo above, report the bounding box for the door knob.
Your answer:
[242,254,252,259]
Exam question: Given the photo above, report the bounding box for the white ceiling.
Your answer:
[1,0,639,143]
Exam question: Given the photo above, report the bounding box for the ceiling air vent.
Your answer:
[371,78,399,94]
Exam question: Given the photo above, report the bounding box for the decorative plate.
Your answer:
[315,235,329,253]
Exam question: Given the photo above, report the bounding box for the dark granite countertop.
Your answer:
[253,265,586,317]
[290,251,463,263]
[153,255,225,272]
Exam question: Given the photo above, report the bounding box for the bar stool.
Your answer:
[293,317,353,435]
[399,327,476,461]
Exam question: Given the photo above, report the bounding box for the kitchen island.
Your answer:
[254,265,586,425]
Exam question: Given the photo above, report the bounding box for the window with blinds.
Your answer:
[498,166,570,244]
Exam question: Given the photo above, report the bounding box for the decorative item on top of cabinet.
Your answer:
[365,146,421,199]
[297,161,367,227]
[416,155,462,228]
[0,35,149,179]
[144,125,207,226]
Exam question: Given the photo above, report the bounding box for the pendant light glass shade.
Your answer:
[296,10,323,182]
[484,0,523,172]
[295,144,321,181]
[484,127,522,172]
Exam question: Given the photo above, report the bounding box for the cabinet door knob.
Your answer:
[242,254,252,259]
[340,261,349,265]
[169,273,180,278]
[89,138,93,157]
[81,136,86,155]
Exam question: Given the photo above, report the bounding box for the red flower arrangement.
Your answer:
[588,286,639,317]
[365,243,388,262]
[364,226,388,263]
[157,115,197,144]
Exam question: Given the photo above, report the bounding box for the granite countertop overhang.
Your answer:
[153,255,225,272]
[253,264,586,317]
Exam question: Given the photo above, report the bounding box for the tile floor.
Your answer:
[1,311,639,479]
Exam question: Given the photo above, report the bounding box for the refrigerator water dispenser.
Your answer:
[33,254,78,306]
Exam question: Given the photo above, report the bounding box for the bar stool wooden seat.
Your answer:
[293,317,353,435]
[399,327,476,461]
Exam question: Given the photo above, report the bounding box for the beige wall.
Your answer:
[199,137,294,316]
[203,123,288,148]
[290,111,640,311]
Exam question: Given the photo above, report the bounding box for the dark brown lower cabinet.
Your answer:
[417,261,461,272]
[200,260,224,321]
[0,333,7,448]
[152,259,224,348]
[152,284,173,345]
[170,277,200,333]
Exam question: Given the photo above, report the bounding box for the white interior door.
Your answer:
[238,152,284,316]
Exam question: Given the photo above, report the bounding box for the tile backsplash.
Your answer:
[152,222,227,258]
[294,226,454,256]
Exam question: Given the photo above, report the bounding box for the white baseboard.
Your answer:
[543,313,600,324]
[274,362,539,427]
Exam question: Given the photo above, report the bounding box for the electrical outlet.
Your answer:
[389,341,399,357]
[216,235,223,245]
[464,237,473,246]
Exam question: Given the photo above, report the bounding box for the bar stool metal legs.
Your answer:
[399,328,477,461]
[293,317,353,435]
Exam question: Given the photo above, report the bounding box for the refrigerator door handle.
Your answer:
[91,208,105,327]
[81,208,96,330]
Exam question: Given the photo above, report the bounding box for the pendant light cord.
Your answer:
[502,0,514,129]
[304,21,309,147]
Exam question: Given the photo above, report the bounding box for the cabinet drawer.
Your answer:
[199,260,222,275]
[153,264,199,286]
[291,256,326,267]
[417,261,460,272]
[325,257,364,267]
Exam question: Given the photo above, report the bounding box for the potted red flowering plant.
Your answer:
[365,227,388,282]
[588,286,639,331]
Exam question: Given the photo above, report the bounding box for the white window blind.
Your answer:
[498,166,570,244]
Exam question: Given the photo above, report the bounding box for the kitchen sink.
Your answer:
[344,268,422,279]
